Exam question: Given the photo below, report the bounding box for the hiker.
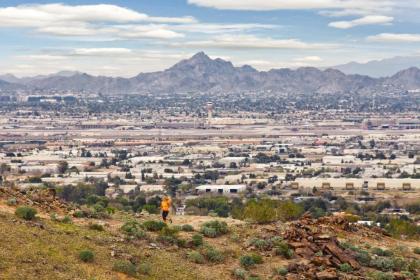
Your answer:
[160,196,172,223]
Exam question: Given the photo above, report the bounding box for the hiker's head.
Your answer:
[163,196,169,201]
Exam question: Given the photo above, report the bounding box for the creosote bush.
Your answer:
[143,220,167,232]
[240,254,263,269]
[15,206,37,221]
[413,247,420,255]
[274,267,288,276]
[182,224,194,232]
[113,260,137,277]
[7,198,17,206]
[187,251,205,264]
[339,263,353,273]
[200,220,228,238]
[192,234,203,247]
[79,250,94,263]
[89,223,105,231]
[274,241,294,259]
[233,267,246,279]
[139,263,151,275]
[203,246,224,263]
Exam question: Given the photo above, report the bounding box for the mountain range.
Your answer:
[1,52,420,95]
[331,55,420,78]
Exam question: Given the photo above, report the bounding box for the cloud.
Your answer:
[329,15,393,29]
[0,3,192,39]
[188,0,393,13]
[171,23,278,34]
[294,56,323,62]
[172,35,337,49]
[367,33,420,42]
[72,48,133,56]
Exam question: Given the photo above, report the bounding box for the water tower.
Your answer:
[206,102,214,123]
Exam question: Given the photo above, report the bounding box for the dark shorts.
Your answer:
[162,210,169,221]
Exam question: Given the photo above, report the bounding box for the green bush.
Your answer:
[120,220,147,239]
[241,199,303,224]
[339,263,353,273]
[250,238,270,251]
[113,260,137,277]
[138,263,151,275]
[385,219,419,239]
[78,250,94,263]
[274,241,294,259]
[240,254,263,269]
[233,268,246,279]
[89,223,104,231]
[15,206,37,221]
[143,204,159,214]
[182,224,194,232]
[143,220,167,231]
[7,198,17,206]
[203,246,224,263]
[370,257,395,272]
[187,251,205,264]
[248,276,260,280]
[368,271,394,280]
[371,247,393,257]
[73,210,85,218]
[61,215,72,224]
[274,267,288,276]
[201,226,217,238]
[192,234,203,247]
[413,247,420,255]
[200,220,228,237]
[356,250,372,265]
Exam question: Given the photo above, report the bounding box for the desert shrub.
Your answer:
[339,263,353,273]
[73,210,85,218]
[241,199,303,224]
[7,198,17,206]
[370,257,395,272]
[120,220,147,239]
[186,196,230,217]
[371,247,393,257]
[61,215,72,224]
[250,238,270,251]
[113,260,137,277]
[200,220,228,237]
[401,271,415,279]
[182,224,194,232]
[248,276,260,280]
[240,254,263,269]
[89,223,104,231]
[79,250,94,263]
[157,235,177,245]
[413,247,420,254]
[368,271,394,280]
[274,241,294,259]
[143,220,167,231]
[15,206,37,221]
[405,259,419,273]
[356,250,372,265]
[203,246,224,263]
[192,234,203,247]
[233,267,246,279]
[138,263,151,275]
[176,238,187,248]
[385,219,419,239]
[187,251,205,264]
[274,266,288,276]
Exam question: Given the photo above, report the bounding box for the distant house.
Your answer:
[196,184,246,195]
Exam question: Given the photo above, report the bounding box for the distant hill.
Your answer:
[1,52,420,95]
[331,56,420,78]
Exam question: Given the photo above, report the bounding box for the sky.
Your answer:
[1,0,420,77]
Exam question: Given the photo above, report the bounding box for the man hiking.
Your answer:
[160,196,172,223]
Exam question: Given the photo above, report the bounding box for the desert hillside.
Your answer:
[0,187,419,280]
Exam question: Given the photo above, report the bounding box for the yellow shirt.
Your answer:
[161,199,171,211]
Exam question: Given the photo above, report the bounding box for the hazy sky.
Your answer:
[1,0,420,77]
